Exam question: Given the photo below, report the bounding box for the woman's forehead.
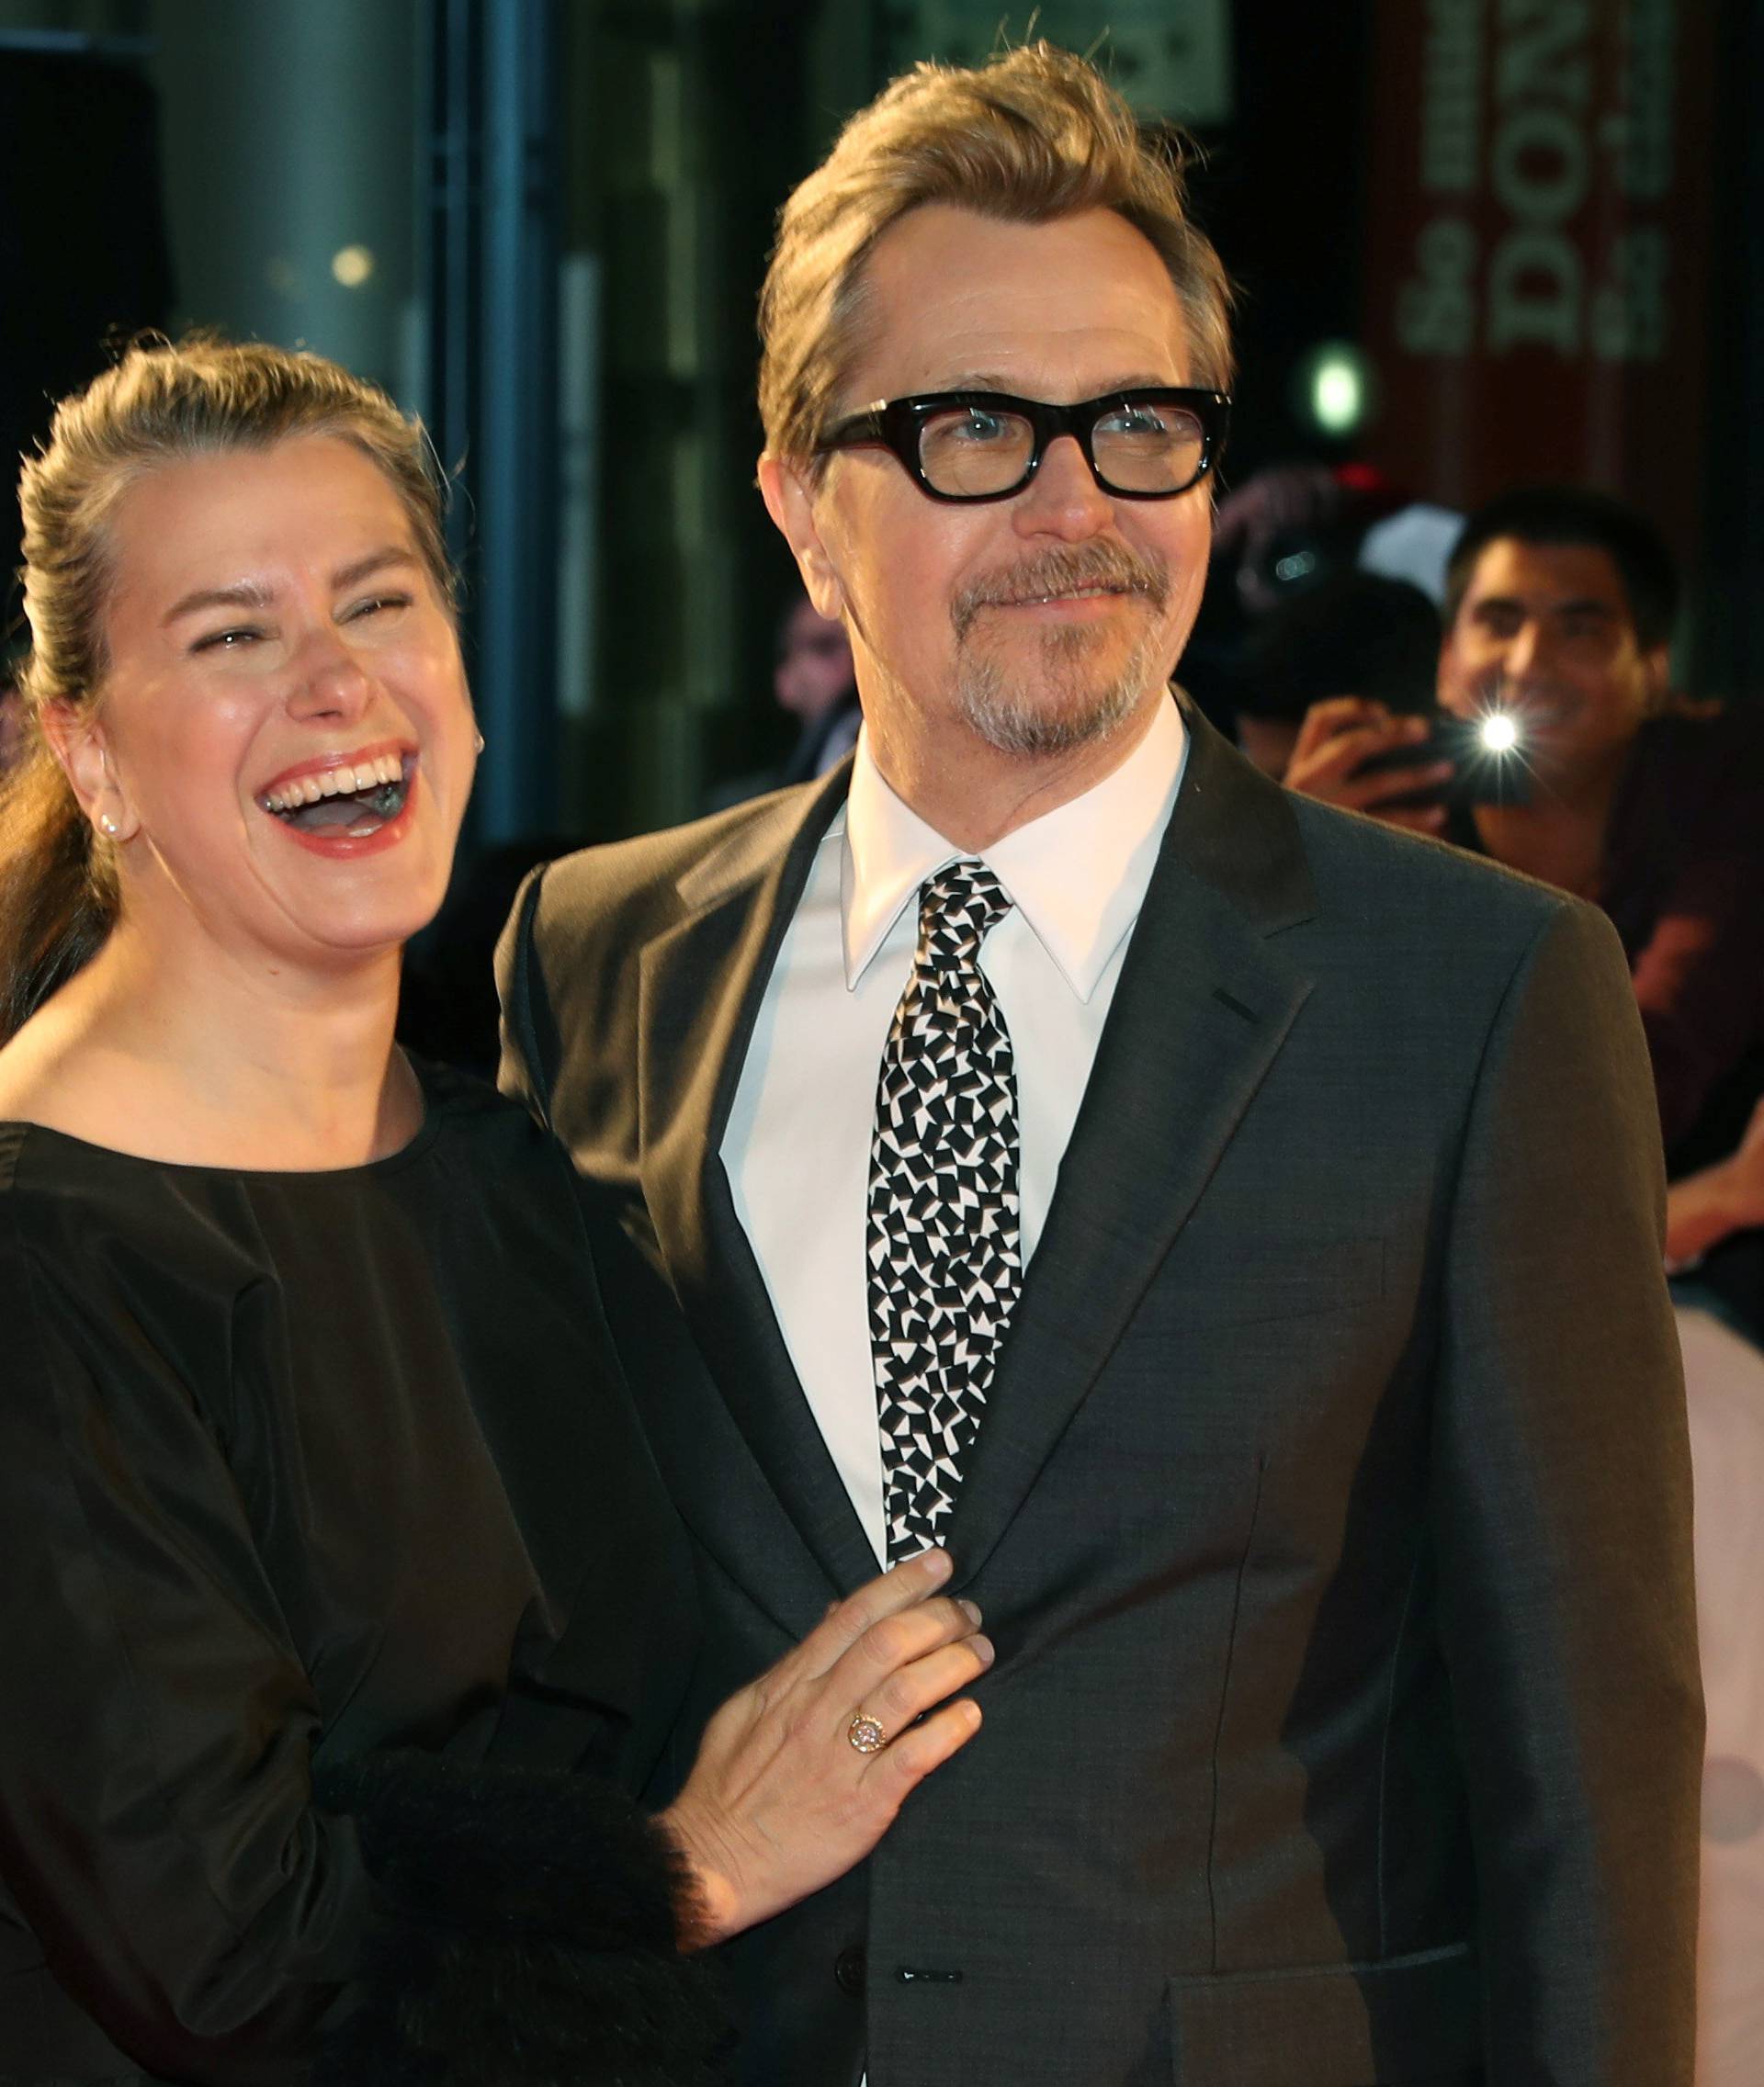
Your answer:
[106,438,417,605]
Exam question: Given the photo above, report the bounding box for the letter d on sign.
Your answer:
[1487,228,1582,352]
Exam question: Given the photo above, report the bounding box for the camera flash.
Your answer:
[1479,714,1521,754]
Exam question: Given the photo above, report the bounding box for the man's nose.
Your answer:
[1502,617,1552,680]
[1012,432,1113,540]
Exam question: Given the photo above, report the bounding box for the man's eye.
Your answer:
[950,412,1011,444]
[1101,407,1164,434]
[1097,404,1193,442]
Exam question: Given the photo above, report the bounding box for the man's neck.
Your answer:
[1471,757,1625,900]
[865,696,1163,852]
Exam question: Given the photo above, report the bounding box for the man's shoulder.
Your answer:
[1274,785,1601,987]
[494,779,835,1125]
[530,780,828,949]
[1181,714,1576,959]
[1286,784,1573,927]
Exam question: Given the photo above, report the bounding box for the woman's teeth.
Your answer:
[261,751,404,815]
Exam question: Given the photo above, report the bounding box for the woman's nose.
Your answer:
[285,635,372,721]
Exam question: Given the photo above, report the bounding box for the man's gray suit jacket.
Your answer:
[497,705,1702,2087]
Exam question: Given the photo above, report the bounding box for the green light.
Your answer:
[1313,356,1361,432]
[1293,342,1374,439]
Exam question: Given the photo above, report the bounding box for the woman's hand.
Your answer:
[660,1547,990,1946]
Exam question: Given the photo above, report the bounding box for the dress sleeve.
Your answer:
[0,1173,725,2087]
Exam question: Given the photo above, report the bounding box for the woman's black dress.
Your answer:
[0,1066,718,2086]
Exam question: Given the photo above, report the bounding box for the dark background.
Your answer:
[3,0,1755,863]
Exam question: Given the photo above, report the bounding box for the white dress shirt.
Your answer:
[721,695,1188,1563]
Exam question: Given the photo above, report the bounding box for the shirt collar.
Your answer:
[839,694,1187,999]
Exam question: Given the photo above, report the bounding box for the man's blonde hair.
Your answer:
[758,42,1234,470]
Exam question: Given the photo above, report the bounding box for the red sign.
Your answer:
[1362,0,1716,557]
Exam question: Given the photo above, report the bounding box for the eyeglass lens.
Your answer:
[917,398,1208,497]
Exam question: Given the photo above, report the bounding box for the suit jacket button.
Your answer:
[834,1946,866,1996]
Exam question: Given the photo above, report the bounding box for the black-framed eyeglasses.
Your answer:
[816,387,1230,503]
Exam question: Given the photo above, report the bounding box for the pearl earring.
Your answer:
[98,813,120,838]
[473,730,486,754]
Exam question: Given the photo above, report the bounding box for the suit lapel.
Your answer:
[636,768,880,1606]
[946,711,1318,1586]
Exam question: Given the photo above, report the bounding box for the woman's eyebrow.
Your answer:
[160,550,416,628]
[162,578,272,627]
[331,547,417,590]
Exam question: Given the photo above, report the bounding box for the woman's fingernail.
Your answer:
[958,1599,983,1625]
[971,1635,996,1665]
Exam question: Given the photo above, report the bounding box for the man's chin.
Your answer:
[956,667,1159,760]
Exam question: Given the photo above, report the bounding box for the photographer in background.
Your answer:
[1289,490,1764,1298]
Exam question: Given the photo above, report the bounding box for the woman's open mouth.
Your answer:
[257,750,419,853]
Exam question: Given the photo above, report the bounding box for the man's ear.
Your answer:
[40,701,138,841]
[758,455,846,621]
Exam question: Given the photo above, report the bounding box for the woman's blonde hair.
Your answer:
[0,334,454,1039]
[757,41,1234,470]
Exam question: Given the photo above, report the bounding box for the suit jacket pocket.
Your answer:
[1169,1941,1479,2085]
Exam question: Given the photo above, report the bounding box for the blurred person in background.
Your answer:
[707,591,860,810]
[1230,569,1440,782]
[1178,458,1401,734]
[775,590,861,782]
[1180,458,1455,764]
[501,43,1700,2087]
[1288,486,1764,1341]
[0,336,989,2086]
[1208,459,1430,621]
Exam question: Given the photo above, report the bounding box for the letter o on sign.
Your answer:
[1492,107,1588,221]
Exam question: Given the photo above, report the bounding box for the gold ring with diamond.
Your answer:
[848,1709,888,1754]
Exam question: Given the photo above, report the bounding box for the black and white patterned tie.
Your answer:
[868,860,1022,1564]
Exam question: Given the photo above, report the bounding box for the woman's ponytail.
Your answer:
[0,724,116,1041]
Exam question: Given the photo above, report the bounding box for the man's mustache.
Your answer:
[951,544,1170,640]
